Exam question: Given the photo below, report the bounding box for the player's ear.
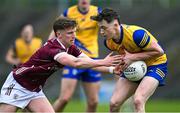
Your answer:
[114,20,119,27]
[56,31,61,37]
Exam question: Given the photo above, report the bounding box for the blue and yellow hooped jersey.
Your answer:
[104,24,167,66]
[63,5,101,58]
[14,37,42,63]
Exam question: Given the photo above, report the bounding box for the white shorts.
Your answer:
[0,72,46,109]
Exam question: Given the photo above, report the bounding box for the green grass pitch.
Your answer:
[62,99,180,112]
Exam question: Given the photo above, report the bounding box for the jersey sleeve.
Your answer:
[97,7,102,14]
[49,48,66,60]
[133,29,151,49]
[68,45,82,57]
[62,9,68,17]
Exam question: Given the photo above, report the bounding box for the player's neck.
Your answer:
[57,38,68,50]
[77,6,89,14]
[23,38,32,44]
[112,25,122,43]
[114,26,121,40]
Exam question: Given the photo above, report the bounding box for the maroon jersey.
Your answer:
[13,38,82,92]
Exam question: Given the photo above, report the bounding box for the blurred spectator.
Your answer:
[6,24,42,67]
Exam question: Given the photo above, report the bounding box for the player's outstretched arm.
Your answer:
[55,52,121,69]
[5,47,20,66]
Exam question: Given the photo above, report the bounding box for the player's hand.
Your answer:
[119,50,135,71]
[103,52,122,67]
[112,60,126,76]
[113,69,121,75]
[14,58,21,66]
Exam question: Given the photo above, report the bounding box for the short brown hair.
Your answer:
[53,17,77,34]
[91,8,120,24]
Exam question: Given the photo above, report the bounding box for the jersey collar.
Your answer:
[77,6,89,15]
[56,38,68,51]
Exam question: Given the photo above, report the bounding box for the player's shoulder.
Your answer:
[42,38,66,55]
[90,5,98,9]
[90,5,102,13]
[69,44,78,51]
[46,38,60,47]
[33,37,42,40]
[68,5,78,11]
[15,37,23,42]
[47,38,66,50]
[132,28,151,48]
[63,5,77,17]
[122,24,144,30]
[15,37,24,45]
[32,37,42,43]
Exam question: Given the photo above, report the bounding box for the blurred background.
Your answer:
[0,0,180,112]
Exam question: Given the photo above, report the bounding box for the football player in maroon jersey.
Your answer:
[0,17,121,113]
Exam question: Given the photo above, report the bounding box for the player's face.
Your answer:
[78,0,91,9]
[98,20,116,39]
[21,25,34,43]
[59,27,76,47]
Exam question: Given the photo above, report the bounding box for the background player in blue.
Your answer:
[91,8,168,113]
[48,0,102,112]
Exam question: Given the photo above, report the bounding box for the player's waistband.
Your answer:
[148,62,167,68]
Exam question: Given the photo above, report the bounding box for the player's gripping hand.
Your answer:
[119,50,135,71]
[103,52,122,67]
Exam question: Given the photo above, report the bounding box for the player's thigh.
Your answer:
[82,81,100,101]
[27,97,55,113]
[0,103,17,112]
[111,77,138,103]
[134,76,159,101]
[59,78,78,98]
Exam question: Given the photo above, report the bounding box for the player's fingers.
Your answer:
[121,64,128,71]
[112,60,122,64]
[107,52,113,56]
[116,60,125,66]
[112,56,124,61]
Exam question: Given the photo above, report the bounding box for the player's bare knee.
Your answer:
[88,100,98,107]
[59,96,71,104]
[110,97,124,107]
[110,99,122,109]
[110,102,121,112]
[133,95,145,108]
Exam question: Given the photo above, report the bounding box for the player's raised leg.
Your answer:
[110,77,138,112]
[82,81,100,112]
[0,104,17,112]
[133,76,159,113]
[27,97,55,113]
[53,78,78,112]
